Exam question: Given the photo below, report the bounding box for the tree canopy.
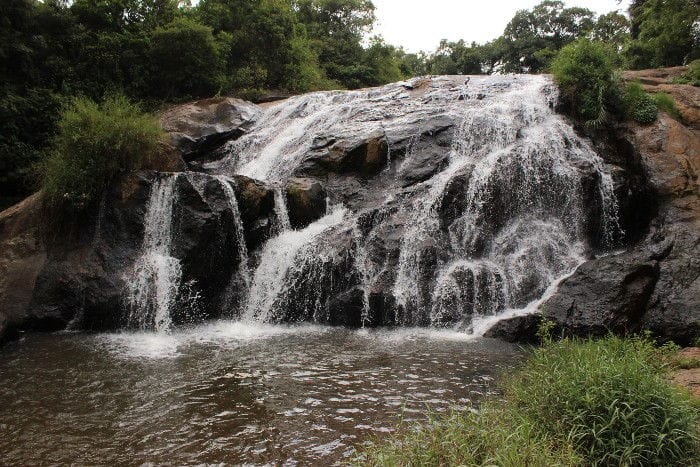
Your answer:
[1,0,697,208]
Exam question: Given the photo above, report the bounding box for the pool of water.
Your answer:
[0,322,525,465]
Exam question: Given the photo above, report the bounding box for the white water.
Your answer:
[125,175,181,332]
[216,176,251,287]
[273,185,292,232]
[241,206,348,322]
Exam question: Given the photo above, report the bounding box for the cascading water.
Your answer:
[203,75,622,333]
[216,176,251,287]
[125,174,181,332]
[241,206,347,323]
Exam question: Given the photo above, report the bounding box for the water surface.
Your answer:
[0,323,525,465]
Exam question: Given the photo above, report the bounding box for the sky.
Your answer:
[372,0,632,53]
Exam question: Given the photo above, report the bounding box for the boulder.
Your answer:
[484,314,542,344]
[160,97,260,162]
[0,194,49,342]
[285,178,327,229]
[542,250,660,337]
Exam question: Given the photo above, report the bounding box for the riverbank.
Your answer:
[355,336,699,466]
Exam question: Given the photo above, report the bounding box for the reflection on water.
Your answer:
[0,323,525,465]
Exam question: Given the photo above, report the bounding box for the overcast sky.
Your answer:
[372,0,631,53]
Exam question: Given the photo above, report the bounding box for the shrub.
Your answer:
[623,82,658,124]
[41,95,163,215]
[670,59,700,86]
[507,336,698,466]
[550,40,617,126]
[654,92,682,120]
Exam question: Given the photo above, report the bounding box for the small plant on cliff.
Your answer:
[550,39,618,127]
[622,82,659,124]
[41,95,163,215]
[653,92,682,120]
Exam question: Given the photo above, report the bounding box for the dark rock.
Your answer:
[542,250,660,337]
[285,178,327,229]
[298,131,390,177]
[484,314,543,344]
[160,97,260,162]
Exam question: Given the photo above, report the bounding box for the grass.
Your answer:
[669,60,700,86]
[622,82,658,124]
[355,335,699,466]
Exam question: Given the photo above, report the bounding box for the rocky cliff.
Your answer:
[0,71,697,345]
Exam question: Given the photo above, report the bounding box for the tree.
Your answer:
[501,1,595,72]
[626,0,699,68]
[148,18,223,99]
[294,0,376,88]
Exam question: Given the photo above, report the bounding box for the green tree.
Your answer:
[147,17,224,99]
[501,1,595,72]
[294,0,376,88]
[626,0,699,68]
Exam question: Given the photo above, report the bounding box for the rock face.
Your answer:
[0,172,275,340]
[1,71,698,345]
[160,97,260,163]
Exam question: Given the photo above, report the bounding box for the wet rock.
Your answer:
[542,250,660,336]
[160,97,260,162]
[297,131,390,177]
[484,314,542,344]
[285,178,327,229]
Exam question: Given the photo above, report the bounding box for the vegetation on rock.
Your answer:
[2,0,697,208]
[41,95,163,216]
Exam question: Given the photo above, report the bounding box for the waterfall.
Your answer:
[200,75,624,332]
[125,175,181,332]
[216,176,251,288]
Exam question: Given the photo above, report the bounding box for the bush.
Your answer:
[507,336,697,466]
[670,59,700,86]
[623,82,658,123]
[41,95,163,215]
[357,336,699,466]
[550,40,617,126]
[654,92,682,120]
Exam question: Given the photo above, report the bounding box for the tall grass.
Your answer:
[356,335,698,466]
[653,92,682,120]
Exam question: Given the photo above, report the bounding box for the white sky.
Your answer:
[372,0,631,53]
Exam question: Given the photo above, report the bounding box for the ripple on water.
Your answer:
[0,324,525,465]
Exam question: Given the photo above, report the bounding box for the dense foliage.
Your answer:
[551,40,618,125]
[623,81,660,123]
[356,335,699,466]
[41,95,163,215]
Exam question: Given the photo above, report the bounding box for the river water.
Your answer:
[0,324,524,465]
